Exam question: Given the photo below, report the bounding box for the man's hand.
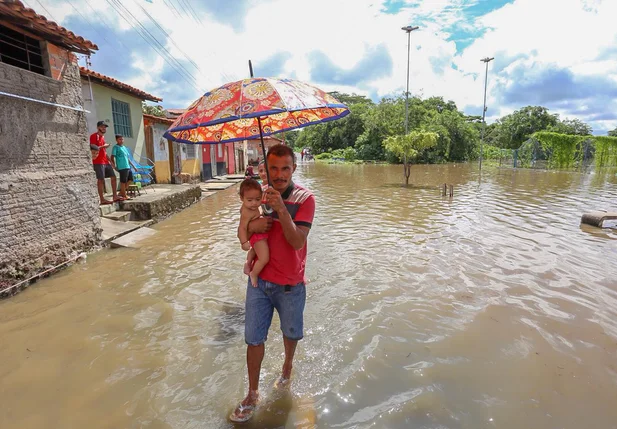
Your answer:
[265,188,285,213]
[248,217,272,234]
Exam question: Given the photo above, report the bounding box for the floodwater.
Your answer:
[1,163,617,429]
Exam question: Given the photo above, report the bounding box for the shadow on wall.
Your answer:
[0,88,65,170]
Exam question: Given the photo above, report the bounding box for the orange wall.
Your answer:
[45,43,76,80]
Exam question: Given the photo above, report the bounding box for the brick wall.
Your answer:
[42,42,77,80]
[0,60,101,293]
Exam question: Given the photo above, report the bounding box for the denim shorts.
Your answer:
[245,278,306,346]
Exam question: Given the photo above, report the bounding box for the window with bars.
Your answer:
[185,144,196,159]
[111,99,133,138]
[0,24,45,75]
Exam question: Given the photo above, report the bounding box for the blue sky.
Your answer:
[29,0,617,134]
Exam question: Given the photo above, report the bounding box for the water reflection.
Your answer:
[0,163,616,429]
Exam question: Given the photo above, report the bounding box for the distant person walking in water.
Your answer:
[230,144,315,423]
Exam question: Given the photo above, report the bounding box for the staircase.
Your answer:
[99,203,132,222]
[98,203,153,244]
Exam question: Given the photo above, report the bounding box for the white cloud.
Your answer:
[26,0,617,133]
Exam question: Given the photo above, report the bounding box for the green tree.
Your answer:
[142,102,166,117]
[281,130,300,149]
[548,118,592,136]
[496,106,559,149]
[424,109,479,162]
[608,127,617,137]
[384,130,438,185]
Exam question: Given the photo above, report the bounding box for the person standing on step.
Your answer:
[110,135,133,201]
[90,121,120,204]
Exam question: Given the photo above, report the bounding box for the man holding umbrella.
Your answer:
[230,143,315,422]
[162,73,348,422]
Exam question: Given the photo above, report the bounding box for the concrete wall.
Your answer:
[81,80,147,161]
[0,60,100,292]
[152,122,171,183]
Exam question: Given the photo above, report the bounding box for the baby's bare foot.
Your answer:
[249,272,258,287]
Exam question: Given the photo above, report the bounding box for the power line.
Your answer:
[105,0,204,93]
[146,0,239,84]
[176,0,200,24]
[109,0,203,90]
[64,0,120,55]
[131,0,214,88]
[161,0,182,20]
[30,0,58,23]
[82,0,139,55]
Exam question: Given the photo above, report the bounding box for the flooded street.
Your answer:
[1,163,617,429]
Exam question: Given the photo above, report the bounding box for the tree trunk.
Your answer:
[404,162,410,185]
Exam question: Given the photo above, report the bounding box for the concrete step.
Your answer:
[99,203,119,216]
[100,218,153,242]
[102,210,132,222]
[110,227,157,248]
[205,178,242,183]
[201,182,235,191]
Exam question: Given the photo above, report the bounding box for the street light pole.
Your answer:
[402,25,419,135]
[479,56,494,170]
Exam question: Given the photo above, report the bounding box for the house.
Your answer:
[0,1,99,294]
[80,67,162,166]
[236,135,285,166]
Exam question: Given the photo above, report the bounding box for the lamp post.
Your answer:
[479,56,494,170]
[402,25,419,135]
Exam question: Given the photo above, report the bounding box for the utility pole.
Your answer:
[401,25,419,184]
[402,25,419,135]
[479,56,494,170]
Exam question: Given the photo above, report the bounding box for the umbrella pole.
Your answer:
[249,60,271,187]
[257,117,271,187]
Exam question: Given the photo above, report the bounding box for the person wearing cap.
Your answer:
[90,121,119,204]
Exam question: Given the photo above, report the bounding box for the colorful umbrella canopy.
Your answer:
[163,77,350,144]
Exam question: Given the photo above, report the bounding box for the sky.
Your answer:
[26,0,617,135]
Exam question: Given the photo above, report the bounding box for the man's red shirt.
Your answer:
[90,133,109,165]
[259,183,315,286]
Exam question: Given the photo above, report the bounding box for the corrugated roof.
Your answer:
[143,113,174,125]
[80,67,162,102]
[0,0,97,54]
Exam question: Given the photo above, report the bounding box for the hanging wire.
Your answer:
[105,0,204,93]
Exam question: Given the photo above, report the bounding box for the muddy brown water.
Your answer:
[1,163,617,429]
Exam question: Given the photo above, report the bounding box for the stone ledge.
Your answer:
[119,184,202,221]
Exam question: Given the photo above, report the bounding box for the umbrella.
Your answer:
[163,61,350,185]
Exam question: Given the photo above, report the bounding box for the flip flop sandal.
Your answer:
[100,200,114,205]
[113,197,125,202]
[273,376,291,390]
[229,402,258,423]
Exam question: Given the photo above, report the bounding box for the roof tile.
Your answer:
[80,67,162,102]
[0,0,97,53]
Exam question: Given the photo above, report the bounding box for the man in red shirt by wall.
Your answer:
[231,144,315,423]
[90,121,118,204]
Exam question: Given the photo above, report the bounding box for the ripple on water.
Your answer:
[1,164,617,428]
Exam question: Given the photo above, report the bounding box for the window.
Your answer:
[0,24,45,75]
[111,98,133,137]
[185,144,196,159]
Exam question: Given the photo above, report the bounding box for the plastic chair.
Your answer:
[127,150,155,192]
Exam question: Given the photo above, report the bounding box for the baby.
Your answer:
[238,178,269,287]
